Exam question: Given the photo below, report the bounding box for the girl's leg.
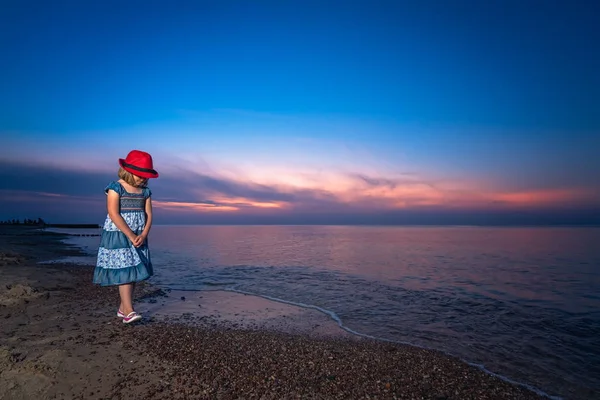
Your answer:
[118,283,135,315]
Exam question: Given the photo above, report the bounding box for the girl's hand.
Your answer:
[132,233,147,248]
[132,236,142,247]
[128,234,138,245]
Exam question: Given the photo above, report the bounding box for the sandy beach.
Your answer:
[0,226,546,399]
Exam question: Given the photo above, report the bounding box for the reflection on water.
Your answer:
[152,225,599,313]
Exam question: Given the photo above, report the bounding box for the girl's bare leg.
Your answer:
[119,283,135,315]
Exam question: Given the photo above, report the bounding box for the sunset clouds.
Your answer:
[1,153,597,225]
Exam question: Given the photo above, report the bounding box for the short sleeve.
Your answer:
[104,181,123,196]
[144,187,152,198]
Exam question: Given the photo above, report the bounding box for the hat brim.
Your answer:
[119,159,159,179]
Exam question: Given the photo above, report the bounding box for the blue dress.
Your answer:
[93,181,153,286]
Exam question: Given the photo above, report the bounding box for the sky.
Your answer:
[1,0,599,225]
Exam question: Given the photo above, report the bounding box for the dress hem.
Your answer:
[92,263,153,287]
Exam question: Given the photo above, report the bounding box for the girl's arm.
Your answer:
[132,197,153,248]
[106,190,137,242]
[142,197,153,239]
[133,197,153,248]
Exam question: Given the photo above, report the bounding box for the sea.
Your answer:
[46,225,600,400]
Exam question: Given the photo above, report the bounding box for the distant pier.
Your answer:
[47,224,101,229]
[47,224,101,236]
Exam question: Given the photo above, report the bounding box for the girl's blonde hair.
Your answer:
[118,167,148,188]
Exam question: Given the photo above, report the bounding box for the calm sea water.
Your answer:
[56,225,600,399]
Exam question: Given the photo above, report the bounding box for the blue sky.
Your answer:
[1,0,599,225]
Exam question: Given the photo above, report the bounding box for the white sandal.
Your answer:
[122,311,142,324]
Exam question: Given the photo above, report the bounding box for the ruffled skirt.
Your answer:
[92,212,153,286]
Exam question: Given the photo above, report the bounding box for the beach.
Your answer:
[0,226,546,399]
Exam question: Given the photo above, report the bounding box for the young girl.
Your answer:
[93,150,159,324]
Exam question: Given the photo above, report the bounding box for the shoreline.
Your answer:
[140,288,355,340]
[0,226,550,399]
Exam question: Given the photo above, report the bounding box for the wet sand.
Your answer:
[142,289,354,339]
[0,225,547,399]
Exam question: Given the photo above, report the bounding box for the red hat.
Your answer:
[119,150,159,179]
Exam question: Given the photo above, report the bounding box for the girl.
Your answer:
[93,150,159,324]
